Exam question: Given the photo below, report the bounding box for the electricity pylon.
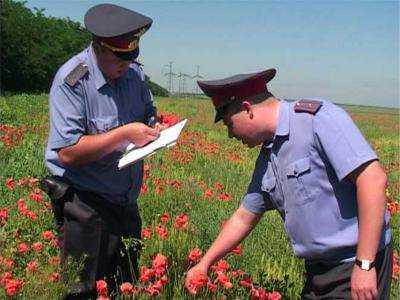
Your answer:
[191,65,203,95]
[163,61,176,95]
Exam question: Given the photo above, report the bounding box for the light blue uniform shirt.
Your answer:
[242,100,391,262]
[45,45,156,205]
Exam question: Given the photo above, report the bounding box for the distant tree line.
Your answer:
[0,0,168,96]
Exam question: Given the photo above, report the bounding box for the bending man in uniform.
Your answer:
[186,68,392,299]
[44,4,161,299]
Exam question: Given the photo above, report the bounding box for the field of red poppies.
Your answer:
[0,94,399,299]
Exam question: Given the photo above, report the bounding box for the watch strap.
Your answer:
[355,258,375,270]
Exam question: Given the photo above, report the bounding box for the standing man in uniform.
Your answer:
[44,4,160,299]
[185,69,392,299]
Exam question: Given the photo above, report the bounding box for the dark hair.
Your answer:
[223,90,274,116]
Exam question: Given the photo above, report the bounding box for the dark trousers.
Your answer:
[58,189,142,299]
[302,243,393,299]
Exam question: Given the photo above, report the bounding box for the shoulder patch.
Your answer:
[294,100,322,114]
[64,63,88,86]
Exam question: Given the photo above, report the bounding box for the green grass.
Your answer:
[0,94,399,299]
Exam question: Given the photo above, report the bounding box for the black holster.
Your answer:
[40,176,73,231]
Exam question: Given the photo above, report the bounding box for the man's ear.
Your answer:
[242,101,254,119]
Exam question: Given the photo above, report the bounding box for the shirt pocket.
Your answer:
[88,116,119,134]
[261,169,283,211]
[285,157,313,206]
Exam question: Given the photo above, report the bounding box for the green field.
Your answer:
[0,94,399,299]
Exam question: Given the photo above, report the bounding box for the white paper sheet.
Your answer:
[118,119,188,169]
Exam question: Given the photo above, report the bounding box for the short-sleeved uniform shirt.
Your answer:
[45,44,156,205]
[242,99,391,262]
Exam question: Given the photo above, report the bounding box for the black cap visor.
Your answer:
[112,47,140,61]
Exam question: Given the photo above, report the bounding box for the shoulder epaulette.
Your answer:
[294,99,322,115]
[64,63,88,86]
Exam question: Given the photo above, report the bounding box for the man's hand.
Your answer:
[155,122,168,131]
[184,205,261,294]
[185,264,209,295]
[351,265,378,300]
[122,122,160,147]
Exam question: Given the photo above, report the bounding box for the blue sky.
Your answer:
[25,1,399,108]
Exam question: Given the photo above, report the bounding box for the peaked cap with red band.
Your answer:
[197,68,276,122]
[84,4,152,61]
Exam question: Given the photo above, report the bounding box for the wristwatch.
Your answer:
[355,258,375,271]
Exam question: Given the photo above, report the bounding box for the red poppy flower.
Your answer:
[231,245,243,255]
[140,266,154,283]
[141,184,149,195]
[231,269,245,278]
[152,253,168,277]
[168,179,182,190]
[211,259,229,273]
[5,278,23,297]
[155,185,164,195]
[18,243,29,254]
[96,280,108,296]
[218,192,231,201]
[268,291,282,300]
[173,214,189,230]
[188,248,202,263]
[29,190,43,203]
[50,238,60,249]
[160,213,170,224]
[155,225,169,239]
[0,272,12,287]
[203,189,214,199]
[28,177,39,187]
[142,227,152,239]
[120,282,133,295]
[2,258,14,269]
[251,287,268,300]
[32,242,43,253]
[26,260,38,272]
[216,272,233,289]
[26,210,37,220]
[42,230,55,240]
[239,276,253,289]
[5,178,14,190]
[17,199,27,215]
[17,178,28,187]
[159,113,180,127]
[145,284,162,297]
[49,272,60,282]
[388,201,400,215]
[214,182,224,190]
[0,209,9,224]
